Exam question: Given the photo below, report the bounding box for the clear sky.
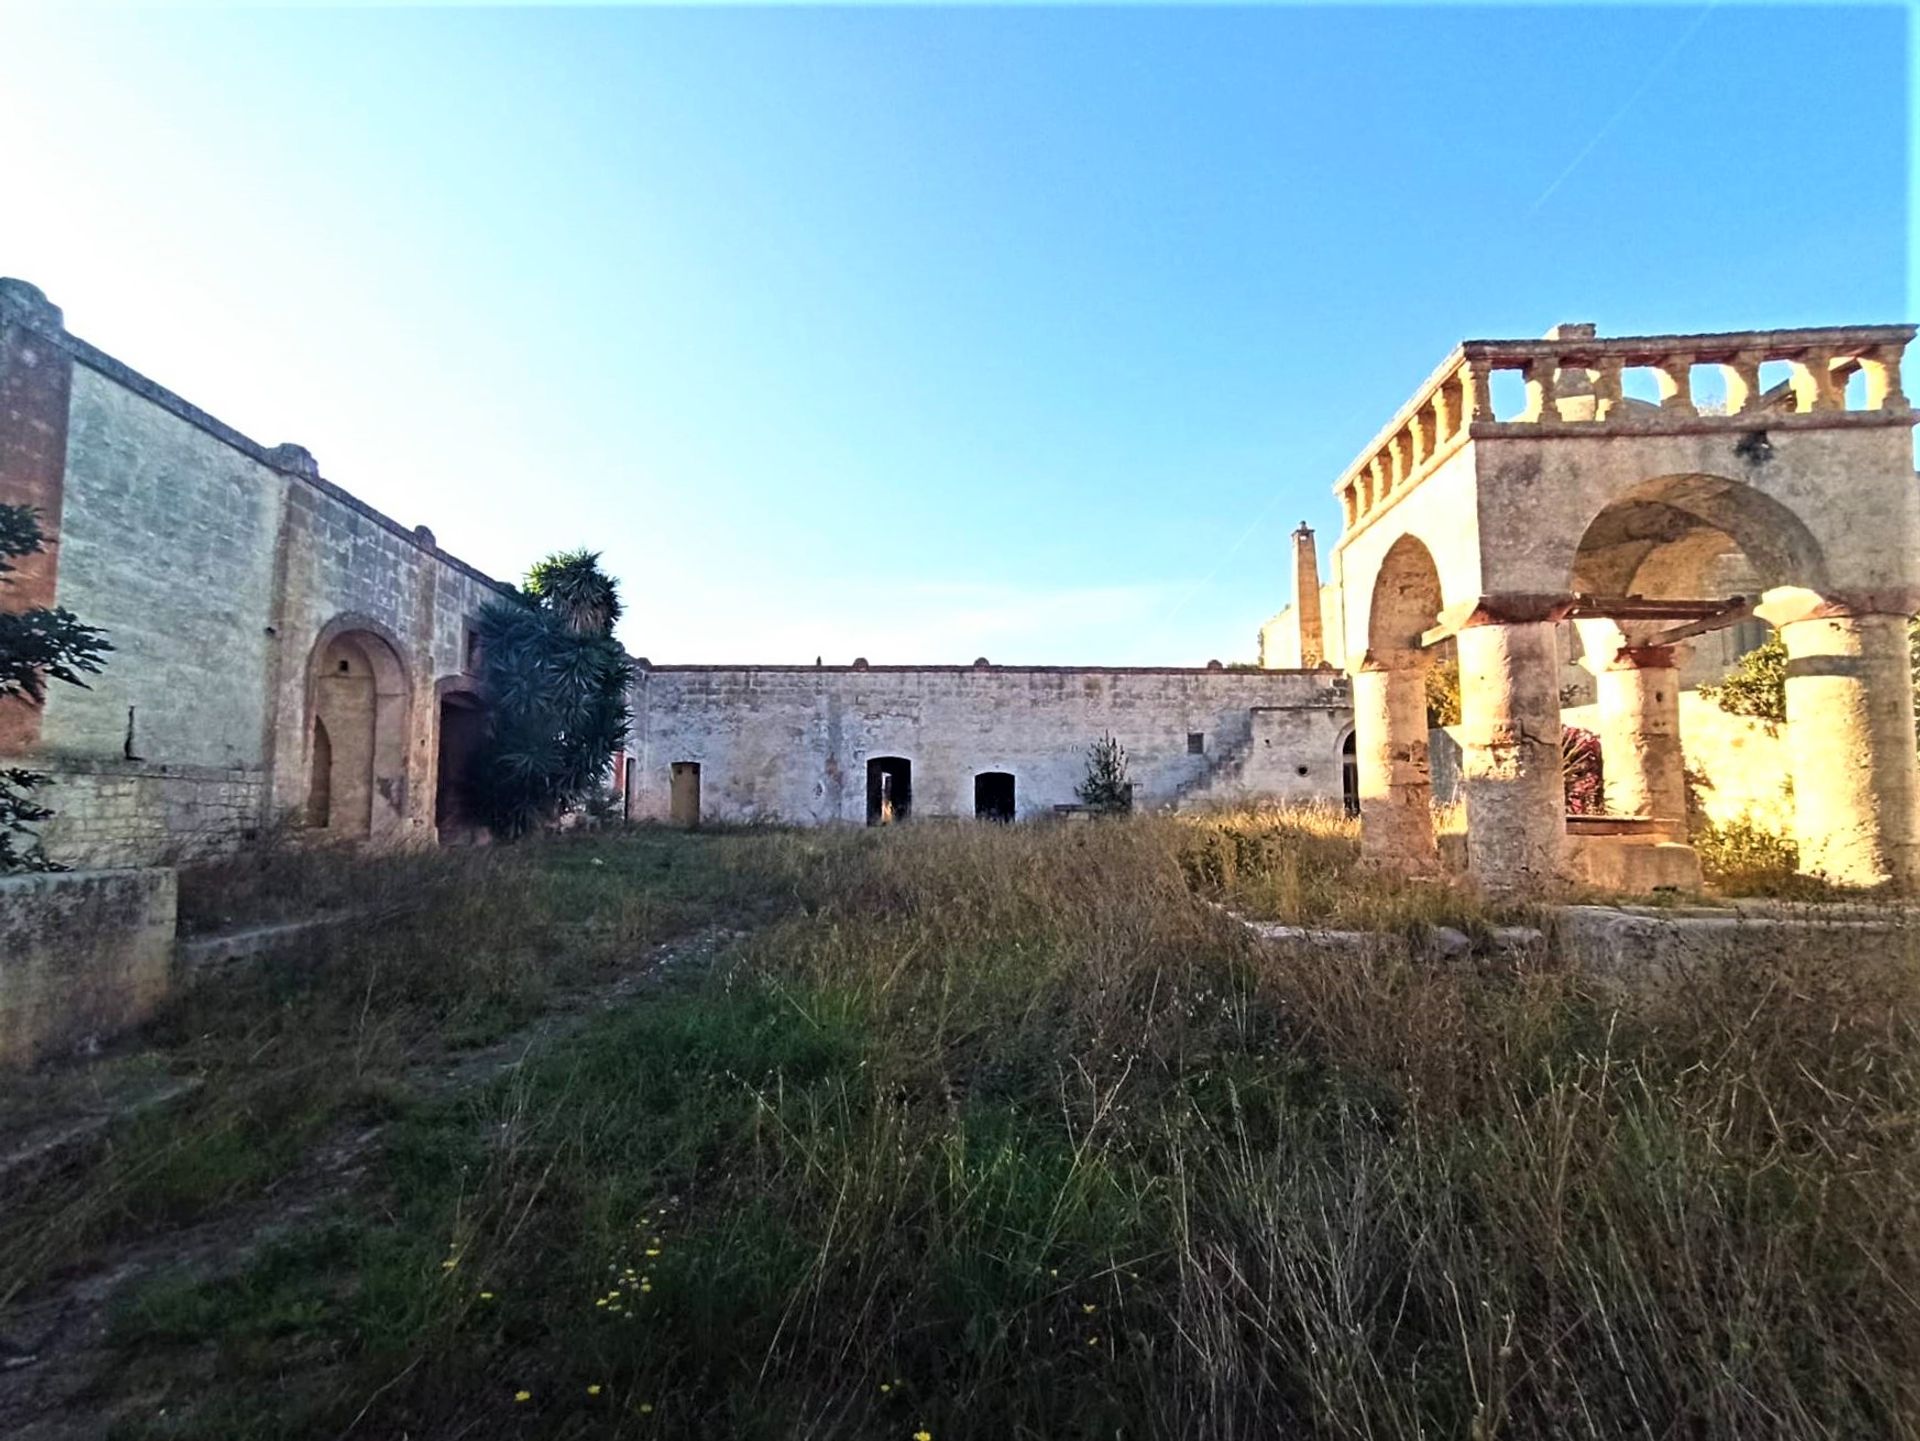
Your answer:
[3,3,1907,664]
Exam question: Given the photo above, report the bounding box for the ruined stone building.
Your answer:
[0,279,510,866]
[626,663,1349,825]
[1256,322,1919,894]
[6,279,1915,897]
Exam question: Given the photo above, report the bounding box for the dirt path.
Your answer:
[0,922,748,1441]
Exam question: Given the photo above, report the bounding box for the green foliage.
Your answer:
[1698,633,1788,729]
[0,503,111,871]
[1424,658,1461,727]
[1691,814,1816,896]
[1075,732,1132,814]
[524,548,623,636]
[472,550,633,838]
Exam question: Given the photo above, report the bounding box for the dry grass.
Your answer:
[10,812,1918,1439]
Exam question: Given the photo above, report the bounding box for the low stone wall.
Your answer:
[30,759,265,868]
[0,867,177,1067]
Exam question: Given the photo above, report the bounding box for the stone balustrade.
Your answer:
[1335,325,1915,534]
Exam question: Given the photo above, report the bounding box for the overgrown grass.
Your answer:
[43,815,1917,1440]
[0,830,803,1314]
[1176,802,1518,929]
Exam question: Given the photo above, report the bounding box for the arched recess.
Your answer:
[1367,533,1447,661]
[434,676,487,843]
[1353,534,1446,871]
[1567,471,1828,687]
[307,619,412,841]
[1568,471,1828,601]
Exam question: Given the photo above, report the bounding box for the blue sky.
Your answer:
[3,3,1907,663]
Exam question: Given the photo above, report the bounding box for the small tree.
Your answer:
[0,505,111,871]
[1697,632,1788,730]
[1077,733,1132,815]
[1425,659,1461,728]
[473,549,633,838]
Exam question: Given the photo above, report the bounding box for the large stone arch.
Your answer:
[1567,471,1829,599]
[306,616,411,841]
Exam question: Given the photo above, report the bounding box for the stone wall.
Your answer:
[0,279,511,866]
[0,867,177,1068]
[630,665,1351,824]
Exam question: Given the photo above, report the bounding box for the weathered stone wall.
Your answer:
[0,866,177,1068]
[0,279,511,866]
[629,665,1351,824]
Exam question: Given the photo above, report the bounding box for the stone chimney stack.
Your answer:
[1291,521,1324,667]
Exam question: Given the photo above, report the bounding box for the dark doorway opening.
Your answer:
[435,692,487,841]
[670,761,702,826]
[1341,731,1359,817]
[307,717,333,828]
[974,771,1015,822]
[867,757,912,825]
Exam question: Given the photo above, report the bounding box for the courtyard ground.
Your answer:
[2,813,1916,1439]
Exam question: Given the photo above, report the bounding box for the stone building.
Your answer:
[627,662,1352,825]
[0,279,511,866]
[9,280,1914,896]
[1261,321,1919,894]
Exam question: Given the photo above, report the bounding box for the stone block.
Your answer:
[0,867,177,1068]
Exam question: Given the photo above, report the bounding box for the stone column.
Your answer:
[1351,658,1437,872]
[1594,644,1687,828]
[1775,611,1920,889]
[1457,620,1566,892]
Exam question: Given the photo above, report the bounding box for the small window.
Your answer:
[1187,732,1205,755]
[337,659,351,673]
[464,626,482,674]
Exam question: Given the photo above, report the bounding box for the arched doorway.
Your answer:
[1567,472,1827,823]
[435,686,487,842]
[308,626,410,841]
[1353,534,1446,871]
[867,757,911,825]
[974,771,1015,822]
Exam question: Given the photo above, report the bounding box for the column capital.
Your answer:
[1756,588,1920,629]
[1447,593,1578,630]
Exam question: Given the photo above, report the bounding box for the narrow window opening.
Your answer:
[1187,732,1205,755]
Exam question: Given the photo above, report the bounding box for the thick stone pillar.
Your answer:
[1594,644,1687,827]
[1351,659,1437,872]
[1775,611,1920,889]
[1457,620,1566,892]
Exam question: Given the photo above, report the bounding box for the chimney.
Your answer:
[1291,522,1324,667]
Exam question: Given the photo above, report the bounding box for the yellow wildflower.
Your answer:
[514,1390,532,1403]
[640,1402,655,1414]
[914,1430,932,1441]
[880,1383,892,1394]
[1082,1303,1097,1314]
[479,1291,494,1301]
[588,1384,603,1397]
[645,1248,661,1257]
